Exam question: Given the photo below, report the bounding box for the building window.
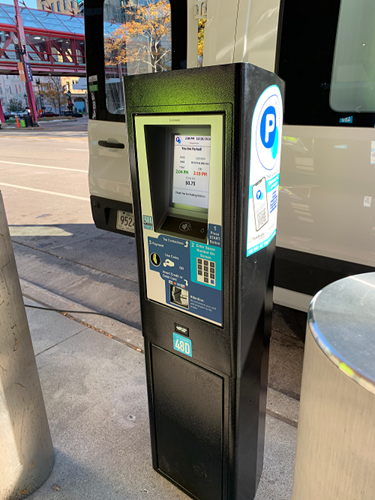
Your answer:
[63,0,67,9]
[51,3,55,11]
[71,0,75,9]
[57,1,61,11]
[42,4,45,9]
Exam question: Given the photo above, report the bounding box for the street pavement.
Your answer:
[24,298,297,500]
[1,118,303,498]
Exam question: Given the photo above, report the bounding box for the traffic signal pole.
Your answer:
[0,99,5,123]
[14,0,38,126]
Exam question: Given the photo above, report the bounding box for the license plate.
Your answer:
[116,210,135,233]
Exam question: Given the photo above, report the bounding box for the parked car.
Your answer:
[63,111,83,117]
[39,111,59,117]
[9,111,26,117]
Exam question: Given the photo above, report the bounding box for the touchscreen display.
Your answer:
[172,135,211,209]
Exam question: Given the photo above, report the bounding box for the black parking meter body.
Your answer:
[125,63,284,500]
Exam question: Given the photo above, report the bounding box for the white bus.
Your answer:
[84,0,375,331]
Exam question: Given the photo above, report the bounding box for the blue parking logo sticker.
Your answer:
[256,92,282,171]
[247,85,283,256]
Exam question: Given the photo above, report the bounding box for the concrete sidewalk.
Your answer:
[25,297,297,500]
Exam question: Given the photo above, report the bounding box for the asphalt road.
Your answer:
[0,117,141,329]
[0,117,304,401]
[0,118,91,226]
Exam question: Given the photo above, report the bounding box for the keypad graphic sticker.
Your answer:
[196,258,216,286]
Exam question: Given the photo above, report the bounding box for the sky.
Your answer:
[1,0,38,10]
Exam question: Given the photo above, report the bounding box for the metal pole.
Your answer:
[0,192,54,498]
[0,99,5,123]
[35,79,42,116]
[13,0,38,126]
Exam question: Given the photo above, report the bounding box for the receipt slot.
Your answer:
[125,64,284,500]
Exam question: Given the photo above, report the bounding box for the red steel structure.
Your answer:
[0,3,86,76]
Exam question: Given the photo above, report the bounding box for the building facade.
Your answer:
[0,74,27,112]
[61,76,87,112]
[36,0,80,14]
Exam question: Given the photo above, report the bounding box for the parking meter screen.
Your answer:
[172,135,211,209]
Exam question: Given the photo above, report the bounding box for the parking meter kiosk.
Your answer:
[125,63,284,500]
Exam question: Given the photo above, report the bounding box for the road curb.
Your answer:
[20,278,144,352]
[1,126,45,131]
[20,278,299,427]
[267,388,299,427]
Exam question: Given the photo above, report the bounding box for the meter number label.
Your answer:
[173,332,192,357]
[116,210,135,233]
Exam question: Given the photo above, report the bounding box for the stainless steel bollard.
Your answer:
[292,272,375,500]
[0,193,54,499]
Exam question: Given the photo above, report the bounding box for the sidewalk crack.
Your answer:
[35,327,87,357]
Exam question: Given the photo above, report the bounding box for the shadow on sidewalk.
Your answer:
[11,223,141,329]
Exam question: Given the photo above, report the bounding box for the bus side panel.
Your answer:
[234,0,282,72]
[88,120,131,204]
[276,124,375,304]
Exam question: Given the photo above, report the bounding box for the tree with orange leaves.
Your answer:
[197,19,206,67]
[105,0,171,74]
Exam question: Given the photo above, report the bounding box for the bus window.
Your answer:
[330,0,375,113]
[103,0,172,116]
[278,0,375,127]
[85,0,186,238]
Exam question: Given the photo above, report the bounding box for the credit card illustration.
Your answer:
[252,177,269,231]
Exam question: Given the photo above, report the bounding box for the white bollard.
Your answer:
[0,192,54,499]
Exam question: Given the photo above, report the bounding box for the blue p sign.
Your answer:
[260,106,276,148]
